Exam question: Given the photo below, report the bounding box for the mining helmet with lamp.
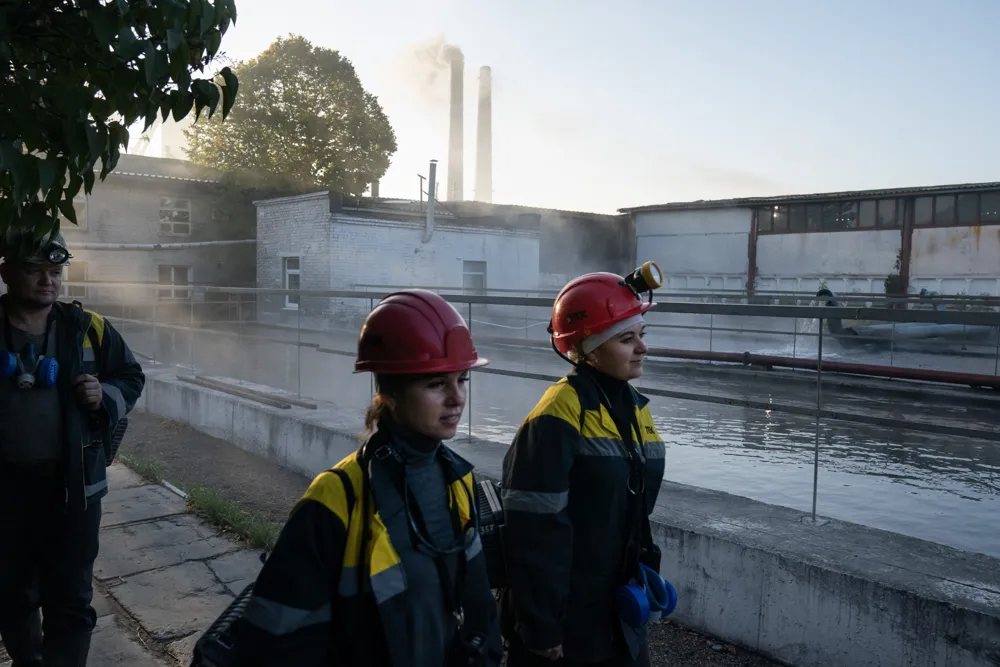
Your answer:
[1,230,73,266]
[548,261,665,358]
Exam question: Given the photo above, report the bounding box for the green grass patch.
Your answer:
[187,486,281,551]
[115,449,281,552]
[116,449,165,485]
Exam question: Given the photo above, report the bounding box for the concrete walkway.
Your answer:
[0,463,264,666]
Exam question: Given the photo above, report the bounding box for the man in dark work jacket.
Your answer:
[0,231,145,667]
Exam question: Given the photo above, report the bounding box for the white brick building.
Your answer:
[255,191,541,329]
[58,154,256,319]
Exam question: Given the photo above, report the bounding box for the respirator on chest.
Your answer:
[0,345,59,389]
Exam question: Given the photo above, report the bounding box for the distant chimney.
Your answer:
[475,66,492,203]
[371,180,380,198]
[447,55,464,202]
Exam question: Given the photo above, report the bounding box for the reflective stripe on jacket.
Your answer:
[501,366,666,662]
[234,430,502,667]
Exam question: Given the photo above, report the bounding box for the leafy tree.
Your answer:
[1,0,240,252]
[185,35,397,197]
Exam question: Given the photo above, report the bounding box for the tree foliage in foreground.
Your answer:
[0,0,240,252]
[185,35,397,198]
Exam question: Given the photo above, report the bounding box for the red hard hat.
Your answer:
[354,289,489,375]
[550,272,655,355]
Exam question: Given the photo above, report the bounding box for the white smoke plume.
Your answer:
[388,35,464,108]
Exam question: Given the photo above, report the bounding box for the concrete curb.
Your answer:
[135,368,1000,667]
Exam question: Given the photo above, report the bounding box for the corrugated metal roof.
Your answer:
[619,181,1000,214]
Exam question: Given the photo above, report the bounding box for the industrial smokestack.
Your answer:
[475,66,493,203]
[447,54,464,201]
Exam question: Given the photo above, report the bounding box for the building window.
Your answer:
[64,261,88,299]
[858,200,877,228]
[934,195,956,226]
[914,197,934,227]
[788,205,807,232]
[158,265,191,300]
[159,197,191,235]
[462,260,487,294]
[981,192,1000,223]
[772,206,788,232]
[282,257,300,309]
[757,207,772,232]
[877,199,899,228]
[957,193,978,225]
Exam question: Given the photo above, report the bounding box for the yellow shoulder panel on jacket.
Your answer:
[298,469,352,527]
[82,309,106,347]
[522,378,581,432]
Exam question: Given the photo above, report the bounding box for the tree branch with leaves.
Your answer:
[0,0,241,256]
[185,34,397,198]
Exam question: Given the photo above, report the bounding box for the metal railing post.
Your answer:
[189,297,195,373]
[708,314,714,355]
[890,321,896,367]
[468,301,473,440]
[297,298,302,397]
[792,317,798,359]
[151,301,157,366]
[811,318,824,523]
[369,298,375,397]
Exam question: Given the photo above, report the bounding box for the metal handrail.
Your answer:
[72,281,1000,326]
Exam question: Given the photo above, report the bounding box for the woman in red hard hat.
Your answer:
[500,264,668,667]
[230,289,503,667]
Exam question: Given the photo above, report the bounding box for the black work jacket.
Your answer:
[232,428,503,667]
[0,297,145,512]
[500,365,666,662]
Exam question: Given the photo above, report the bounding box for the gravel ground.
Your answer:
[120,410,783,667]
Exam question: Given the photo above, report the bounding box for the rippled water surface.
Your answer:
[118,319,1000,559]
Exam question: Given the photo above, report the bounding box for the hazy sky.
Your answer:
[196,0,1000,214]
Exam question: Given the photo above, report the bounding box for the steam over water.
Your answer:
[115,312,1000,559]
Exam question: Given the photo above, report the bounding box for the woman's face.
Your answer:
[587,322,648,381]
[389,370,469,441]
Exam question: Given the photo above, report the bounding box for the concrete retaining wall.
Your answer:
[136,369,1000,667]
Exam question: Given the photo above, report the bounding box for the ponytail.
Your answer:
[360,374,407,440]
[361,394,389,440]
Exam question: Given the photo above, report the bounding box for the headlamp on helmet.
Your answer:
[44,242,71,265]
[621,261,664,300]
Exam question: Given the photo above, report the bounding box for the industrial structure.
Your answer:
[447,54,464,201]
[622,182,1000,297]
[475,66,493,203]
[60,154,257,315]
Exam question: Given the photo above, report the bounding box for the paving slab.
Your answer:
[107,462,148,490]
[205,549,264,588]
[107,559,235,641]
[100,482,187,528]
[97,514,239,580]
[167,633,201,664]
[93,588,116,618]
[87,614,170,666]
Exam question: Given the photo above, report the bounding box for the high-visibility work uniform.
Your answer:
[233,428,503,666]
[500,362,666,666]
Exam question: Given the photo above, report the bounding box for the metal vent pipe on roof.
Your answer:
[424,160,437,243]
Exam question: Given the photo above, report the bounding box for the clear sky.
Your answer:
[198,0,1000,214]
